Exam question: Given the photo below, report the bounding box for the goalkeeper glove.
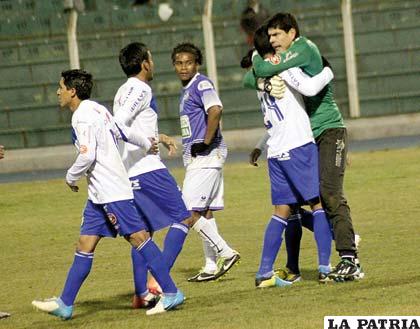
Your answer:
[264,75,286,99]
[190,142,210,157]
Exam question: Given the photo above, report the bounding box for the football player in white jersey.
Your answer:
[171,43,241,282]
[32,69,184,319]
[242,25,334,288]
[114,43,241,302]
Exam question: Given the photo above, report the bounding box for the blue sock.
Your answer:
[313,209,332,267]
[60,251,93,306]
[285,213,302,274]
[257,215,287,277]
[300,208,314,232]
[131,247,148,297]
[162,223,189,270]
[136,238,177,294]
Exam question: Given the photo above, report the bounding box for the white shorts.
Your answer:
[182,167,224,211]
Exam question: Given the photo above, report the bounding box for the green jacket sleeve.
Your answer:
[252,38,312,77]
[242,70,258,90]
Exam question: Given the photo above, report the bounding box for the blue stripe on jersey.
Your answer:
[150,95,159,116]
[71,128,77,145]
[115,123,128,142]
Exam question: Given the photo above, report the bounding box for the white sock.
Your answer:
[193,216,234,262]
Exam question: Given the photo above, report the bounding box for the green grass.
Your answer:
[1,147,420,329]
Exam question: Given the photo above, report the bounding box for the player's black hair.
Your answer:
[267,12,300,38]
[61,69,93,100]
[254,24,275,58]
[171,42,203,65]
[119,42,150,77]
[240,48,254,69]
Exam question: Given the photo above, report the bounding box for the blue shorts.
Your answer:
[268,142,320,205]
[130,169,191,232]
[81,199,148,237]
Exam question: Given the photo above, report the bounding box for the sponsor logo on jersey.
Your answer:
[269,54,281,65]
[197,80,213,91]
[284,51,298,63]
[130,90,147,112]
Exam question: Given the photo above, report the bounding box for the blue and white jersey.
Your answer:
[113,77,166,177]
[258,66,333,158]
[179,73,227,168]
[67,100,133,204]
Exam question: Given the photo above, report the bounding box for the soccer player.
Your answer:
[171,42,240,281]
[243,25,333,287]
[31,69,184,319]
[248,12,362,282]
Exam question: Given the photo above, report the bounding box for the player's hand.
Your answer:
[322,56,331,69]
[190,142,209,157]
[66,181,79,192]
[266,75,286,99]
[249,148,262,167]
[159,134,177,156]
[147,137,159,155]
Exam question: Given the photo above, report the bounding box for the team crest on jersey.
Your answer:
[106,213,118,226]
[284,51,298,63]
[197,80,213,91]
[269,54,281,65]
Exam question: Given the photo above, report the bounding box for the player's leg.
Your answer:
[316,128,360,281]
[256,158,295,288]
[183,168,239,281]
[32,200,112,320]
[114,200,183,315]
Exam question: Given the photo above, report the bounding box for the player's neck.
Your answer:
[69,98,82,112]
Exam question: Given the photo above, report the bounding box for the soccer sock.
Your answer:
[131,247,148,297]
[204,218,218,272]
[193,216,234,260]
[313,209,332,267]
[136,238,177,294]
[162,223,189,270]
[257,215,287,277]
[60,251,94,306]
[285,212,302,274]
[300,208,314,232]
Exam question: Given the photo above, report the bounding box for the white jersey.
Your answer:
[258,66,333,158]
[113,77,166,177]
[66,99,133,204]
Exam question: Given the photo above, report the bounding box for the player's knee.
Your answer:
[127,230,150,247]
[76,235,100,253]
[182,216,196,228]
[320,188,340,213]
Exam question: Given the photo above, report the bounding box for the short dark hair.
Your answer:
[254,24,275,58]
[119,42,150,77]
[61,69,93,100]
[267,12,300,38]
[171,42,202,65]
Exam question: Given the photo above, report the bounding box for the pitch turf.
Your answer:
[0,147,419,329]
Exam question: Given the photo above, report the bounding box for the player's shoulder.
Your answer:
[195,74,215,92]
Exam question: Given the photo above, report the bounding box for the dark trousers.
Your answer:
[316,128,356,254]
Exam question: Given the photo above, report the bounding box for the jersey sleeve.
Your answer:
[281,66,333,96]
[197,79,223,113]
[243,70,259,90]
[66,121,96,185]
[252,39,312,77]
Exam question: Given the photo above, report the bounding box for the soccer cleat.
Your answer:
[187,268,217,282]
[32,297,73,320]
[318,271,341,283]
[214,251,241,280]
[0,312,10,319]
[146,290,184,316]
[132,292,160,309]
[274,267,302,283]
[255,274,293,288]
[328,258,360,281]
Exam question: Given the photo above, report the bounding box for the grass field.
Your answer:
[1,147,419,329]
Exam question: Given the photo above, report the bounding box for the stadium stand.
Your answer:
[0,0,419,148]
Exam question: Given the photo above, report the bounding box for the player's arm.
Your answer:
[252,41,312,77]
[204,105,222,145]
[66,122,96,192]
[243,69,258,90]
[249,132,269,167]
[283,66,333,96]
[112,122,156,154]
[159,133,177,156]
